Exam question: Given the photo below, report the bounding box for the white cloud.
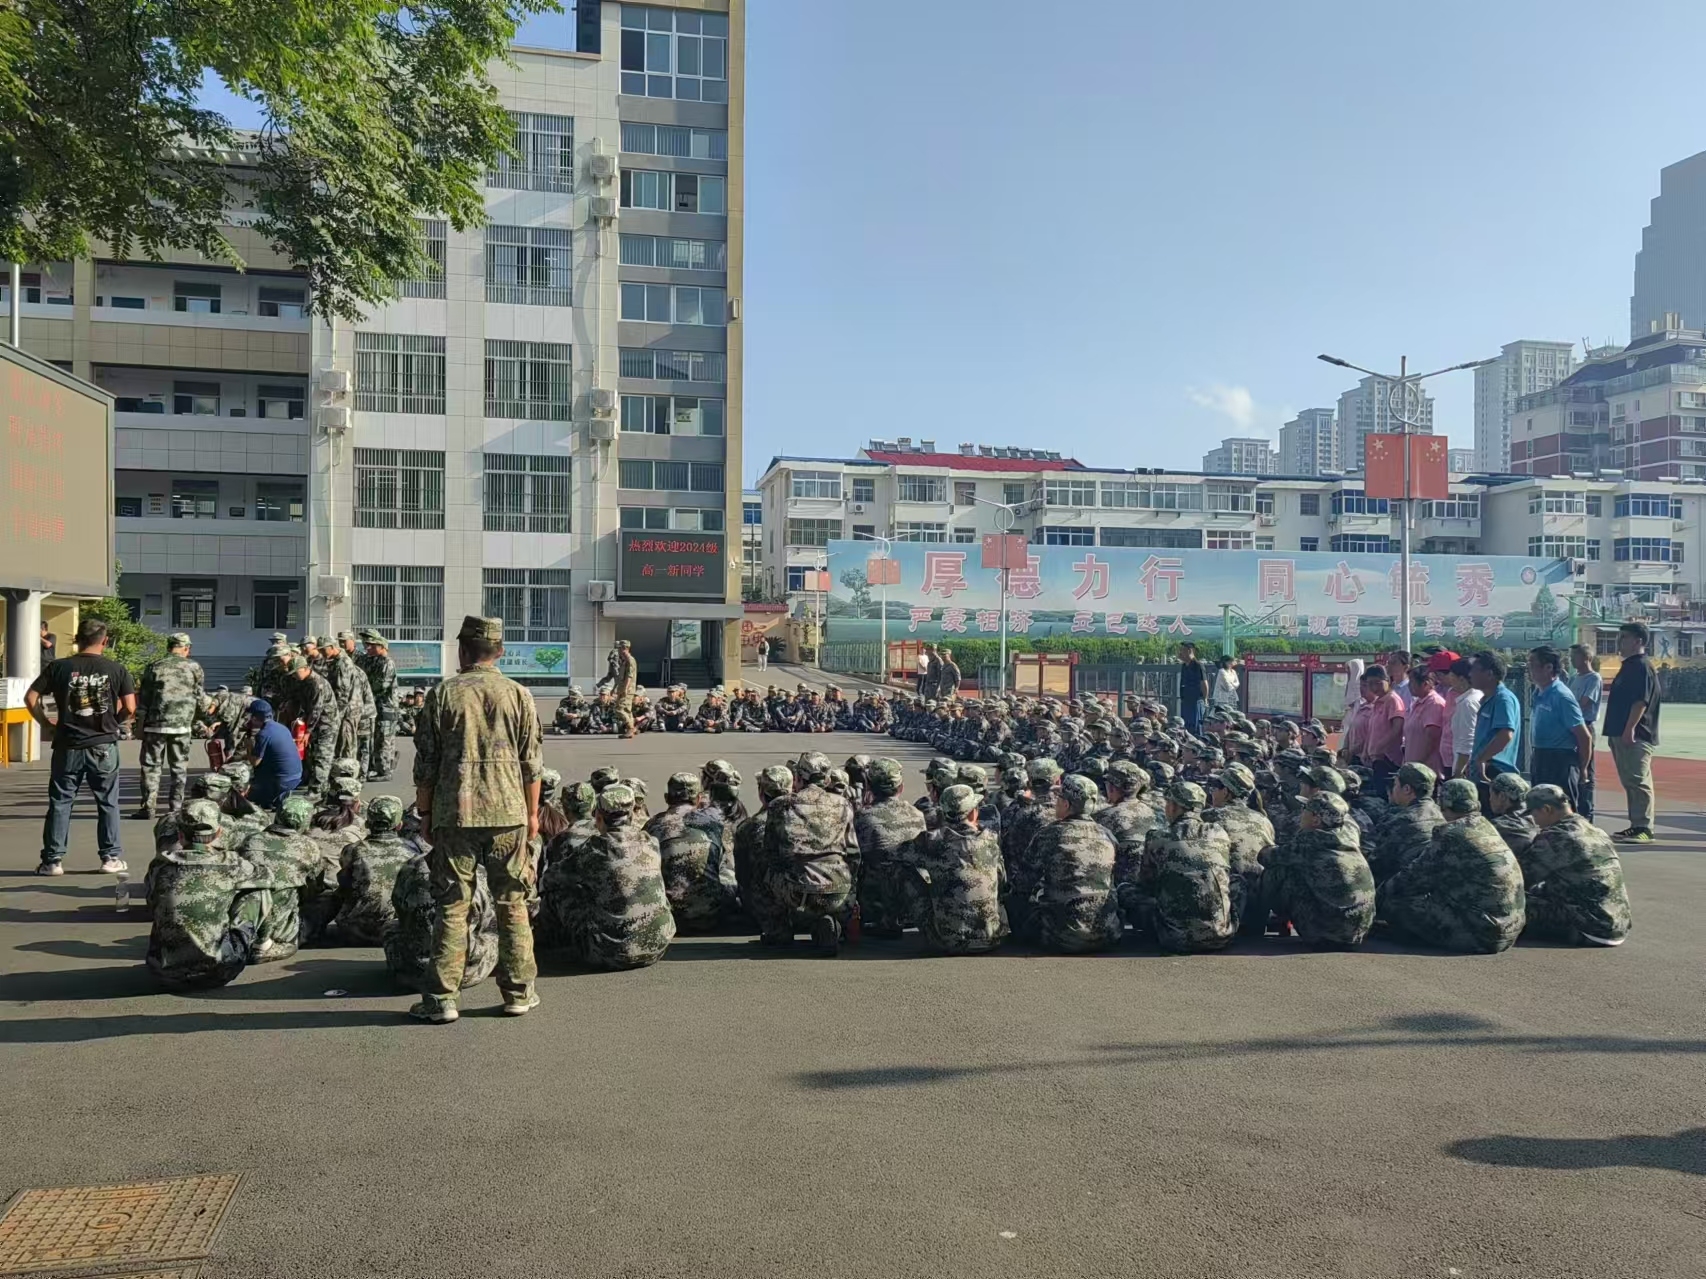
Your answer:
[1188,383,1258,432]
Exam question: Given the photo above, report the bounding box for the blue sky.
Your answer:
[205,1,1706,478]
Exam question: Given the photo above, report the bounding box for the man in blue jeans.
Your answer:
[25,618,137,875]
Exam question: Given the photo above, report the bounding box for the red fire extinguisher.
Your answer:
[292,719,309,760]
[207,737,227,772]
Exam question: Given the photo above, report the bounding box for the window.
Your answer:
[107,296,145,310]
[791,470,842,500]
[620,122,728,160]
[115,495,142,518]
[1587,538,1601,560]
[785,567,810,592]
[896,475,947,503]
[355,332,446,413]
[1299,536,1320,551]
[620,283,725,325]
[1002,482,1026,506]
[1255,491,1275,516]
[486,225,571,306]
[172,381,219,416]
[1596,631,1620,656]
[1207,530,1254,550]
[620,169,726,215]
[620,5,729,103]
[1330,535,1397,553]
[483,454,571,533]
[954,481,977,507]
[743,501,762,526]
[619,347,726,383]
[253,580,300,631]
[487,111,573,192]
[173,281,220,314]
[1528,535,1587,559]
[399,219,448,299]
[257,286,305,319]
[1331,490,1390,515]
[1418,496,1480,519]
[171,579,216,629]
[1134,483,1204,511]
[354,448,446,529]
[895,522,947,542]
[354,566,444,642]
[485,340,572,420]
[1044,479,1096,507]
[952,527,977,543]
[1038,526,1095,545]
[620,506,724,531]
[170,479,218,520]
[255,482,304,523]
[1680,391,1706,409]
[1614,537,1680,563]
[1254,536,1275,551]
[851,523,875,539]
[618,460,724,493]
[1101,481,1140,508]
[1679,634,1696,658]
[1100,527,1203,549]
[484,569,571,643]
[787,518,842,547]
[1207,485,1254,514]
[1528,490,1587,515]
[620,394,724,436]
[256,384,305,420]
[852,478,875,503]
[1614,493,1682,519]
[1299,493,1321,516]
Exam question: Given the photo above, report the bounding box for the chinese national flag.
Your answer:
[866,557,900,586]
[1365,434,1450,501]
[981,532,1028,570]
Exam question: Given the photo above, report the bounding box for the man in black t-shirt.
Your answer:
[25,618,137,874]
[1604,620,1662,843]
[1177,642,1209,736]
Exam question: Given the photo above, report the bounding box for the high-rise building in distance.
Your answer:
[1474,340,1576,472]
[1279,409,1339,475]
[1632,150,1706,341]
[1337,376,1433,470]
[1202,437,1277,475]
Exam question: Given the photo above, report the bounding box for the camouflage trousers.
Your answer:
[139,732,191,809]
[354,717,374,779]
[614,694,636,737]
[335,708,360,760]
[251,888,301,963]
[1377,886,1523,955]
[368,715,397,779]
[301,714,340,796]
[425,826,537,1000]
[753,873,851,941]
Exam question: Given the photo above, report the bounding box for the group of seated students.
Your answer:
[550,684,891,735]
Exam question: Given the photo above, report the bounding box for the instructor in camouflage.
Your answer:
[134,632,205,818]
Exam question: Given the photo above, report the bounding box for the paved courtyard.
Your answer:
[2,731,1704,1278]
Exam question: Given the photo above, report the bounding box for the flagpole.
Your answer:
[1398,354,1412,649]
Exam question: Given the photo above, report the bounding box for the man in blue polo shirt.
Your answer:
[247,699,302,809]
[1468,650,1521,810]
[1526,645,1592,811]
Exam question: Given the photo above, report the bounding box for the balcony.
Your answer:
[90,305,309,334]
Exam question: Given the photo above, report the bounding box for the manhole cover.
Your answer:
[0,1174,239,1274]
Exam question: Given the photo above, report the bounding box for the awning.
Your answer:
[601,601,743,621]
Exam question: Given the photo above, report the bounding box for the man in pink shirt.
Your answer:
[1403,665,1448,776]
[1362,663,1407,796]
[1339,675,1375,763]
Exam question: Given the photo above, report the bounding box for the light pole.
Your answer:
[971,496,1027,695]
[852,529,892,683]
[1318,352,1496,647]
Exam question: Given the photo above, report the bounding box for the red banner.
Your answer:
[1365,433,1450,501]
[981,532,1029,570]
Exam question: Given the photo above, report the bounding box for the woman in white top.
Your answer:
[1342,658,1365,717]
[1442,656,1482,777]
[1210,655,1241,708]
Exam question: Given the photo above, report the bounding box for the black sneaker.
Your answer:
[129,807,153,820]
[810,916,841,957]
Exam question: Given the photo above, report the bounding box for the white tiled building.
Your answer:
[1473,339,1577,473]
[1337,376,1434,470]
[1201,436,1277,475]
[1278,409,1339,476]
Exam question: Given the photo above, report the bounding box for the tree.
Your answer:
[80,595,164,681]
[839,569,873,619]
[0,0,556,320]
[1530,583,1559,625]
[531,646,565,672]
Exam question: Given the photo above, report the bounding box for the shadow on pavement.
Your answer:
[16,936,148,962]
[1446,1128,1706,1175]
[0,1007,406,1043]
[4,964,161,1002]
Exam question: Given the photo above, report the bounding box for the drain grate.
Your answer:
[0,1174,239,1275]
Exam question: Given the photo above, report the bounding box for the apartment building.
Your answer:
[1631,150,1706,342]
[1473,339,1577,473]
[1201,437,1277,475]
[1337,375,1434,471]
[1448,448,1477,475]
[741,487,762,597]
[1278,409,1339,476]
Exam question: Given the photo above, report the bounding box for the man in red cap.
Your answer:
[1426,651,1461,772]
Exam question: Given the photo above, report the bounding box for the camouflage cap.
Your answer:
[1108,759,1149,794]
[1340,768,1364,797]
[538,767,562,799]
[757,764,795,799]
[925,756,959,785]
[317,635,338,649]
[1306,791,1351,827]
[289,655,310,672]
[273,795,315,832]
[1027,758,1064,787]
[937,783,979,820]
[597,783,636,814]
[337,630,356,642]
[824,767,852,795]
[666,771,703,803]
[589,765,622,792]
[844,754,872,779]
[167,632,191,648]
[199,772,233,800]
[1490,771,1532,801]
[366,795,405,831]
[1165,779,1207,810]
[563,781,596,816]
[458,615,503,642]
[1300,765,1346,795]
[1396,762,1437,796]
[270,632,288,644]
[1214,762,1256,798]
[794,751,832,783]
[865,757,905,794]
[1147,761,1176,787]
[1523,782,1571,812]
[1439,777,1481,813]
[329,757,363,784]
[957,763,989,794]
[1308,747,1338,766]
[1275,748,1308,771]
[624,776,648,799]
[176,798,224,842]
[1058,773,1101,811]
[219,761,253,789]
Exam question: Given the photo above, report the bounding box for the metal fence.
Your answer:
[820,641,885,677]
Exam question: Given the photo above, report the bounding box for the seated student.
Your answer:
[734,765,796,920]
[655,685,693,732]
[645,772,738,930]
[1367,762,1443,886]
[1125,779,1234,954]
[1376,777,1526,954]
[326,796,416,946]
[540,782,676,970]
[1517,784,1633,947]
[1258,792,1376,948]
[1204,763,1275,934]
[693,689,729,733]
[1486,771,1539,861]
[146,800,286,990]
[1014,772,1120,953]
[757,752,858,955]
[906,783,1008,954]
[234,795,321,962]
[386,844,500,992]
[852,757,928,937]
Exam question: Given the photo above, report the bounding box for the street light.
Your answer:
[971,495,1028,695]
[851,529,893,684]
[1317,351,1497,646]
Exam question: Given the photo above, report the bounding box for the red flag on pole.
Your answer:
[1363,433,1407,500]
[981,532,1028,570]
[1408,434,1450,500]
[1364,433,1451,501]
[865,557,900,586]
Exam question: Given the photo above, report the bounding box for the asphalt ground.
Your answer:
[2,732,1704,1279]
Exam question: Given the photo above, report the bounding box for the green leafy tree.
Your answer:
[80,595,164,680]
[0,0,556,320]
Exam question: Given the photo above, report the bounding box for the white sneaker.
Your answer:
[501,989,541,1016]
[100,858,128,874]
[35,861,64,877]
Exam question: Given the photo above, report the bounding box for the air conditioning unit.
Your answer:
[850,502,867,514]
[587,580,616,602]
[1257,513,1277,526]
[590,196,618,223]
[317,367,352,394]
[590,386,618,415]
[321,405,350,433]
[586,153,617,181]
[317,574,350,602]
[588,418,617,443]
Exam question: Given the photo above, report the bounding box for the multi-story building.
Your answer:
[1473,339,1577,473]
[1448,448,1477,474]
[1631,150,1706,341]
[1337,376,1433,471]
[1509,323,1706,481]
[1202,437,1277,475]
[741,488,762,597]
[1278,409,1339,476]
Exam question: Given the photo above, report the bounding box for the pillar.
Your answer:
[4,589,42,762]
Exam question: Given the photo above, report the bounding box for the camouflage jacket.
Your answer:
[138,653,206,735]
[326,650,364,713]
[413,664,543,830]
[361,651,399,713]
[732,807,774,891]
[1097,797,1159,888]
[1000,796,1058,903]
[1491,811,1539,861]
[1367,799,1443,886]
[386,855,499,990]
[329,832,415,946]
[236,827,321,886]
[347,654,376,727]
[855,796,927,871]
[1204,803,1275,876]
[910,821,1008,953]
[764,783,856,896]
[1028,814,1123,951]
[645,804,737,927]
[611,650,638,698]
[146,846,284,982]
[1377,814,1526,953]
[281,671,337,731]
[542,824,676,963]
[1519,813,1632,943]
[1137,816,1235,952]
[258,648,291,703]
[202,688,250,740]
[1262,823,1375,947]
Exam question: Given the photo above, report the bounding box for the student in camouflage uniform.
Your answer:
[1367,762,1444,887]
[916,755,959,831]
[411,615,544,1022]
[1125,779,1234,953]
[280,655,339,798]
[1205,762,1274,933]
[258,633,292,704]
[1487,771,1540,861]
[1518,784,1633,947]
[234,795,320,961]
[320,634,364,760]
[326,795,416,946]
[540,783,676,970]
[1259,791,1376,948]
[1377,777,1527,954]
[360,630,400,780]
[610,639,639,739]
[386,846,500,992]
[1025,773,1123,953]
[146,800,286,990]
[133,632,206,818]
[339,631,377,780]
[992,752,1028,822]
[1001,757,1063,933]
[760,751,857,954]
[735,764,795,920]
[703,759,749,825]
[853,756,928,937]
[200,686,253,767]
[906,782,1008,954]
[1099,759,1159,906]
[645,772,738,930]
[955,763,1001,834]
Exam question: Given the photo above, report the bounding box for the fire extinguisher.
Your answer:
[207,737,227,772]
[292,719,309,760]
